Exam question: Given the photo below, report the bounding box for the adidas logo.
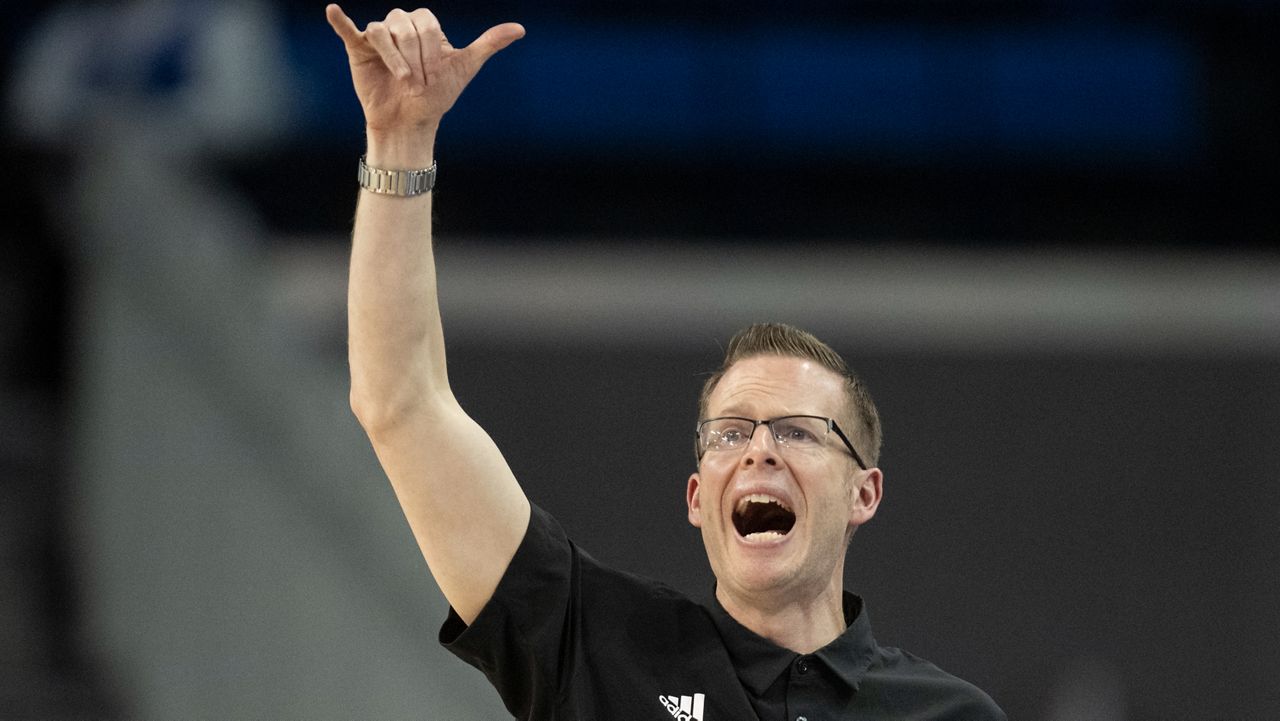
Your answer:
[659,693,705,721]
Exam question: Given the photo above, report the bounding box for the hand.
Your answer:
[326,4,524,135]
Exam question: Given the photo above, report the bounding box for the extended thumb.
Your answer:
[467,22,526,64]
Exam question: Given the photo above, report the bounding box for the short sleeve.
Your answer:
[439,504,577,719]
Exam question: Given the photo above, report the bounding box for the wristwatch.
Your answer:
[357,155,437,197]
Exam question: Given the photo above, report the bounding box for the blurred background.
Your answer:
[2,0,1278,719]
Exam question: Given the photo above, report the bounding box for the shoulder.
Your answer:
[572,533,715,639]
[510,503,710,627]
[864,646,1007,720]
[442,504,720,720]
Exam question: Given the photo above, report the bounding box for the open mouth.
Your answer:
[732,494,796,541]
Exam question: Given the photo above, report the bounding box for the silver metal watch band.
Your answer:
[357,155,437,196]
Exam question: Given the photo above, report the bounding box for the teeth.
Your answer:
[736,493,791,513]
[744,531,786,541]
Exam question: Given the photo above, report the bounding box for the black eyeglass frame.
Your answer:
[695,415,869,470]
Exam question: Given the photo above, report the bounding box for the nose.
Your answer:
[740,423,781,468]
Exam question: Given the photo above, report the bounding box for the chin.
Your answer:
[725,553,803,594]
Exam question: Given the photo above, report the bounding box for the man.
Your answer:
[328,4,1005,718]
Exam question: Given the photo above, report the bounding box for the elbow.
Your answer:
[349,384,451,440]
[349,388,380,432]
[350,386,408,439]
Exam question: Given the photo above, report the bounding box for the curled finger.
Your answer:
[409,9,446,75]
[386,9,426,88]
[364,20,412,81]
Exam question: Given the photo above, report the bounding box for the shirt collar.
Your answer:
[708,590,879,695]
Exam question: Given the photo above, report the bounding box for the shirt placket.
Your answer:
[784,654,823,721]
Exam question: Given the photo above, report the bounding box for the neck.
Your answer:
[716,575,847,654]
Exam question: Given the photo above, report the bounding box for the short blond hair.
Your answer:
[697,323,881,466]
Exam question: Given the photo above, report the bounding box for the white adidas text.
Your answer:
[659,693,705,721]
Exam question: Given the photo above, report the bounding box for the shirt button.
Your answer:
[796,656,811,674]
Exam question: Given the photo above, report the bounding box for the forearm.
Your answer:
[348,127,451,428]
[330,4,530,622]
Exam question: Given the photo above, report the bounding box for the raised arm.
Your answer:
[328,4,528,624]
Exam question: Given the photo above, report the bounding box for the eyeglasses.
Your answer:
[695,415,868,470]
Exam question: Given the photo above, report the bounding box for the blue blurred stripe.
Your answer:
[294,19,1199,164]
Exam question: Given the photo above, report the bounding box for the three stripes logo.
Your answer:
[659,693,705,721]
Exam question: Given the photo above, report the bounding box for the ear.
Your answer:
[686,473,703,528]
[849,467,883,527]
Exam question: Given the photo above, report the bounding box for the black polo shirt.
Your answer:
[441,505,1005,720]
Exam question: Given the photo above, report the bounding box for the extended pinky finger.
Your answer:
[364,21,412,80]
[326,5,361,46]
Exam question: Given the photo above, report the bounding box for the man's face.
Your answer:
[687,355,882,607]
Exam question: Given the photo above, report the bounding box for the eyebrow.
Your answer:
[714,406,799,419]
